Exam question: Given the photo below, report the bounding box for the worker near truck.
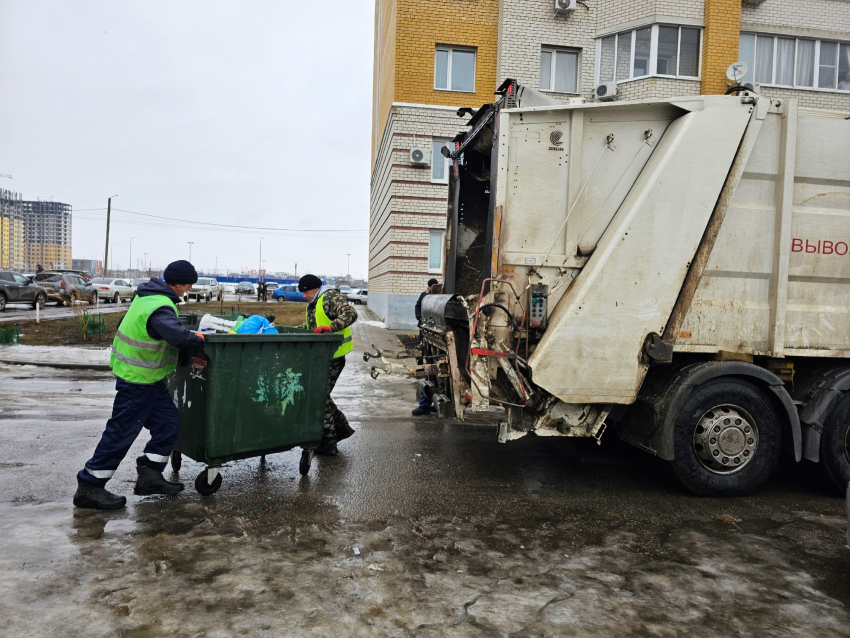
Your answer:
[73,260,206,510]
[412,278,440,416]
[298,274,357,456]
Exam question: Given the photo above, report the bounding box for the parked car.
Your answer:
[273,285,305,302]
[235,281,255,295]
[338,285,352,296]
[90,278,135,303]
[0,270,48,310]
[265,282,279,292]
[33,271,97,305]
[187,277,223,302]
[347,289,368,305]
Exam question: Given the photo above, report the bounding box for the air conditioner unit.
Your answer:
[594,82,617,101]
[409,147,430,165]
[554,0,576,15]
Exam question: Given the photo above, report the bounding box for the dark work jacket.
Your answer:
[414,291,429,322]
[124,279,205,353]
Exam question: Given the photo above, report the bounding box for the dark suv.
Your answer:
[0,271,48,310]
[32,271,98,306]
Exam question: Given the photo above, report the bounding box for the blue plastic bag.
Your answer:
[236,315,279,334]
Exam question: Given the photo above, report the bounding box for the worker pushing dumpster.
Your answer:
[167,320,342,495]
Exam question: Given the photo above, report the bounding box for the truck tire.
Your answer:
[671,378,781,497]
[818,394,850,492]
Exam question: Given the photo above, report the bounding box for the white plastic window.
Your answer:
[596,25,701,84]
[428,230,445,272]
[540,48,579,93]
[434,47,476,92]
[739,33,850,91]
[431,139,451,184]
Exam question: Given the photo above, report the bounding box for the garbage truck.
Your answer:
[368,79,850,497]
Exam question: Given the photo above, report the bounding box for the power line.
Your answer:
[74,206,364,233]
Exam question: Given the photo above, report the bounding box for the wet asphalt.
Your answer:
[1,330,849,637]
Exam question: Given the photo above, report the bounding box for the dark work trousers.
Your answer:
[78,379,180,486]
[417,329,433,409]
[323,356,348,440]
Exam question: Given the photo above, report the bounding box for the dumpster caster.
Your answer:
[195,467,222,495]
[299,449,314,476]
[170,451,182,473]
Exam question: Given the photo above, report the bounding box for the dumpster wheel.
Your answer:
[170,450,182,473]
[299,449,314,476]
[195,467,223,495]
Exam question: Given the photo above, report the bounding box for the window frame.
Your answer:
[739,32,850,92]
[434,46,477,93]
[428,229,445,274]
[431,139,451,185]
[539,47,581,94]
[595,24,703,85]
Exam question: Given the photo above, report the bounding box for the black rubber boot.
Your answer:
[411,406,437,416]
[134,465,185,496]
[336,422,356,442]
[314,438,338,456]
[73,477,126,510]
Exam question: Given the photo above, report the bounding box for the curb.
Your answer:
[0,358,111,371]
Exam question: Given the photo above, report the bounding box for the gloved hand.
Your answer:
[313,326,332,334]
[194,332,205,340]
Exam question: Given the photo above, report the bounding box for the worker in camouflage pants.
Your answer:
[298,274,358,456]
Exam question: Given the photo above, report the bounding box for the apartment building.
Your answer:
[20,200,73,271]
[0,190,26,271]
[370,0,850,328]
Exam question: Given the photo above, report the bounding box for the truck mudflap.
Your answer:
[619,361,802,463]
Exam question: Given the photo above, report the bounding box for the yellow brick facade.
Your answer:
[0,217,25,270]
[371,0,498,166]
[701,0,742,94]
[27,244,71,271]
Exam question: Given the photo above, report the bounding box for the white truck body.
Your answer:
[383,83,850,496]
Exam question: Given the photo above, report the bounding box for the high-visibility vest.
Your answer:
[110,294,179,383]
[312,292,352,358]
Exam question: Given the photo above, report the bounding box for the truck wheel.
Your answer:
[818,394,850,492]
[671,378,781,497]
[195,469,222,495]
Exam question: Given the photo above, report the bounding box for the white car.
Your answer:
[90,278,135,303]
[186,277,223,302]
[347,289,368,305]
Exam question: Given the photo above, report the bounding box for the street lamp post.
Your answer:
[347,253,351,278]
[188,242,194,263]
[129,237,139,280]
[103,194,118,280]
[143,253,148,278]
[259,237,265,281]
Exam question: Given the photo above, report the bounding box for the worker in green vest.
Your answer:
[298,274,358,456]
[74,260,206,510]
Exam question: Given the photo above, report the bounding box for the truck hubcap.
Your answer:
[693,405,758,474]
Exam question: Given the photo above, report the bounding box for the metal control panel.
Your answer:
[530,284,548,330]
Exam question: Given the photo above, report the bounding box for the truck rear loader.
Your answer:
[368,80,850,497]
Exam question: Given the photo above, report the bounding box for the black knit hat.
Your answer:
[428,278,438,287]
[163,260,198,285]
[298,274,322,292]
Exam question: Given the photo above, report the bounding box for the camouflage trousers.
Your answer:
[323,357,348,439]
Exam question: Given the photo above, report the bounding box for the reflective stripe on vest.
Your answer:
[311,292,353,358]
[110,294,180,383]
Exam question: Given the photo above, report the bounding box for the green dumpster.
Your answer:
[166,329,342,495]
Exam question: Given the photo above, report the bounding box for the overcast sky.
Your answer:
[0,1,373,278]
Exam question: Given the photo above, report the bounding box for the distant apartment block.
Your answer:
[73,259,103,276]
[21,199,72,271]
[370,0,850,328]
[0,189,26,271]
